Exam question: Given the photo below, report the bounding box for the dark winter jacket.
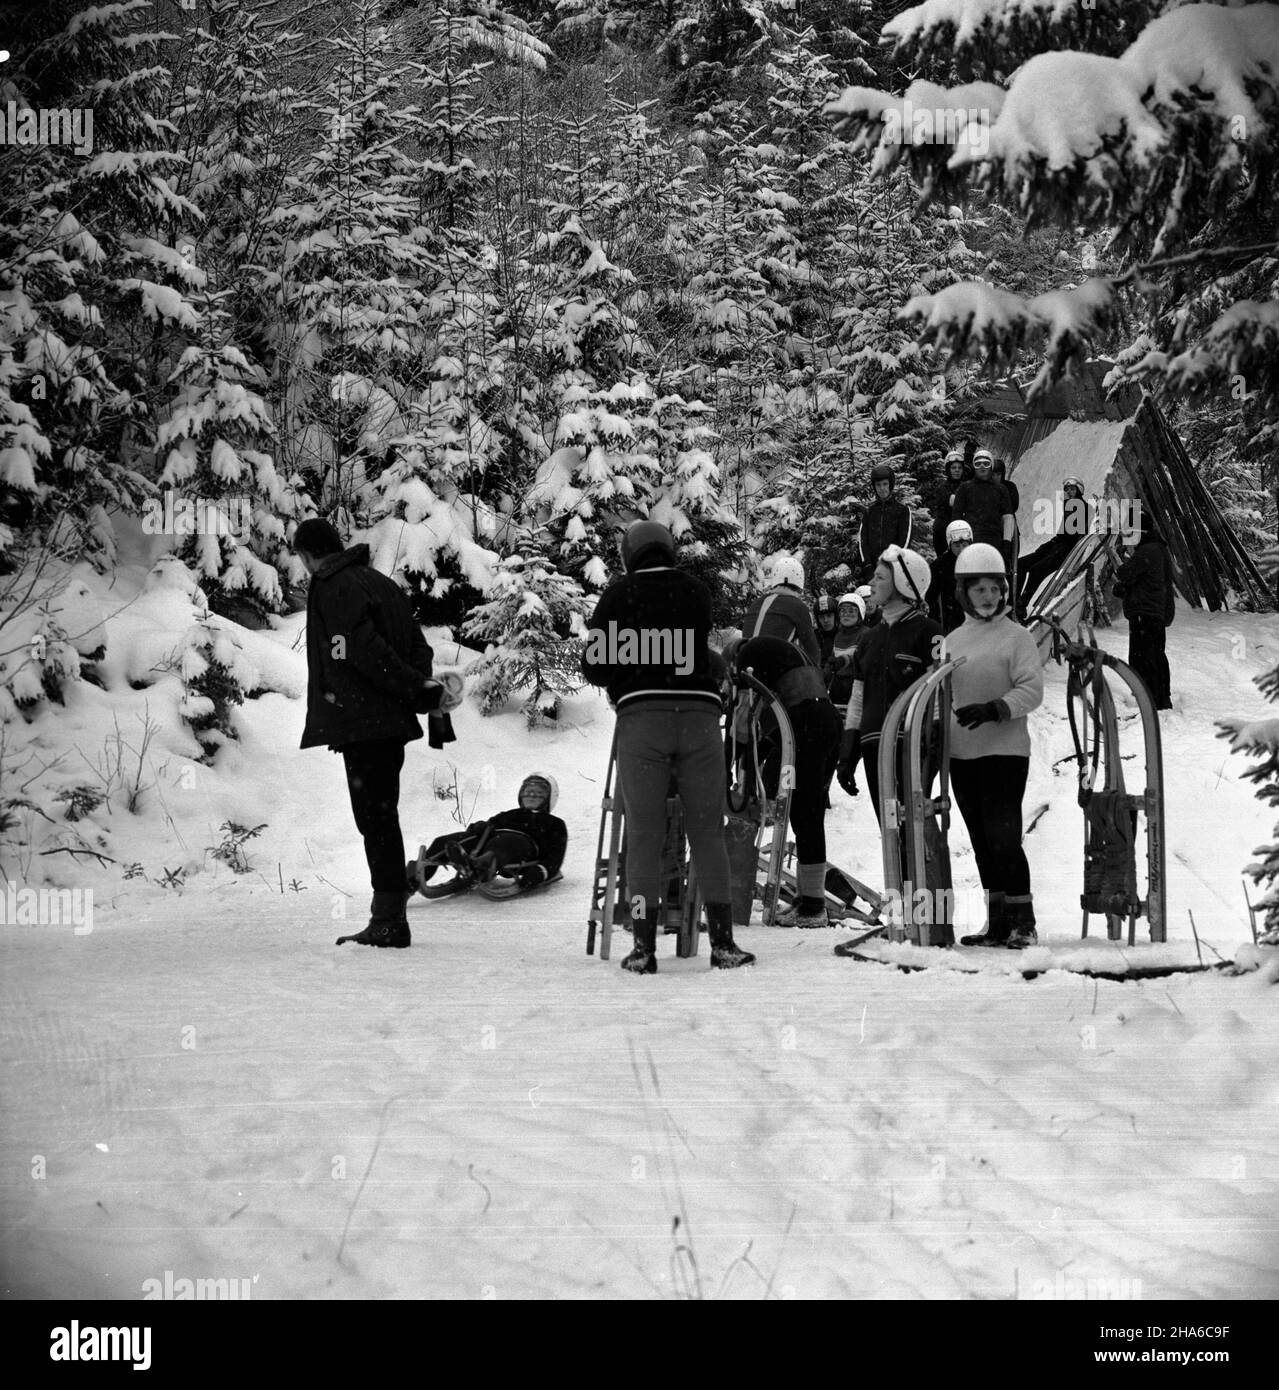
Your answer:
[926,548,964,633]
[930,466,967,554]
[464,808,568,878]
[581,567,721,711]
[735,635,830,709]
[1114,533,1175,626]
[857,497,912,573]
[743,588,822,667]
[300,544,434,750]
[826,625,870,706]
[847,608,943,743]
[952,478,1014,550]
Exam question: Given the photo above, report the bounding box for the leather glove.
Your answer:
[954,700,1008,729]
[412,679,445,714]
[836,761,859,797]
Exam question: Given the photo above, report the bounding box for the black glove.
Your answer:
[514,864,550,890]
[412,679,445,714]
[954,700,1008,729]
[836,762,859,796]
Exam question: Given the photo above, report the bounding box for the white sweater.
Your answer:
[944,614,1043,759]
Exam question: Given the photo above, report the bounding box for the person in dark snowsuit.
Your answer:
[944,544,1045,949]
[837,546,941,813]
[582,520,754,972]
[952,447,1015,563]
[926,520,972,633]
[407,772,566,894]
[856,463,912,583]
[1017,477,1090,616]
[730,635,844,928]
[295,518,440,949]
[930,449,969,556]
[1114,515,1175,710]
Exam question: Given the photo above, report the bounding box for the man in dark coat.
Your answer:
[1114,514,1175,711]
[294,518,439,947]
[952,447,1015,561]
[856,463,912,582]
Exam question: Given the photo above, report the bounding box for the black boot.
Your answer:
[1004,895,1038,949]
[621,907,658,974]
[706,902,755,969]
[961,891,1009,947]
[337,890,411,948]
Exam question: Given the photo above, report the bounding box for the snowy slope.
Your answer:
[1,564,1277,1300]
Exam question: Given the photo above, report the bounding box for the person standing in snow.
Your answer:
[406,772,567,895]
[294,518,441,949]
[728,634,844,927]
[581,520,754,972]
[926,520,973,633]
[742,555,822,665]
[930,448,969,556]
[825,592,870,715]
[836,546,941,813]
[1114,512,1175,711]
[945,544,1045,949]
[952,447,1015,564]
[856,463,912,583]
[813,594,839,668]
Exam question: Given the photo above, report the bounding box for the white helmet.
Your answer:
[836,592,866,621]
[953,542,1009,619]
[880,546,930,605]
[945,519,973,546]
[972,447,995,468]
[769,555,805,591]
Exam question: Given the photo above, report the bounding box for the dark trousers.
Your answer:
[1018,535,1072,608]
[340,739,408,893]
[765,700,842,864]
[1128,617,1171,709]
[616,703,732,909]
[949,755,1031,898]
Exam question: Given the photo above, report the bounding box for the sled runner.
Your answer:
[839,937,1230,981]
[409,828,563,903]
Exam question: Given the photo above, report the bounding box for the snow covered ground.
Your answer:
[2,558,1277,1300]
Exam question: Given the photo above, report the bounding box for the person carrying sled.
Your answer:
[294,517,447,950]
[582,520,754,972]
[742,555,822,665]
[836,546,941,812]
[855,462,912,583]
[926,520,973,633]
[728,634,845,927]
[951,447,1015,565]
[1114,510,1175,711]
[1017,477,1089,617]
[406,772,567,898]
[944,544,1045,949]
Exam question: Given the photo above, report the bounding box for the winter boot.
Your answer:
[960,891,1009,947]
[776,896,829,928]
[336,890,411,948]
[1004,895,1038,949]
[620,907,659,974]
[706,902,755,969]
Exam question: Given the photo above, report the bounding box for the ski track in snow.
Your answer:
[2,604,1277,1299]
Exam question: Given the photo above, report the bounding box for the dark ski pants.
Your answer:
[616,701,732,910]
[760,699,842,864]
[1128,617,1171,710]
[1018,535,1072,609]
[339,738,408,894]
[949,755,1032,898]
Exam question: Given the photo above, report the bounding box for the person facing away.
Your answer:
[926,520,973,633]
[294,517,439,949]
[1114,511,1175,711]
[952,447,1015,562]
[943,543,1045,949]
[406,772,568,895]
[742,554,822,666]
[581,519,755,972]
[856,462,912,582]
[836,545,941,810]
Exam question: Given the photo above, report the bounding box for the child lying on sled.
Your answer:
[406,772,568,897]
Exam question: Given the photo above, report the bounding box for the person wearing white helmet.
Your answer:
[926,519,973,632]
[952,447,1015,561]
[1016,477,1091,618]
[836,545,941,810]
[944,543,1044,949]
[825,593,869,712]
[742,553,822,666]
[930,447,970,555]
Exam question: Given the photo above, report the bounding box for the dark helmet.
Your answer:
[814,594,837,617]
[870,462,894,486]
[621,519,676,574]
